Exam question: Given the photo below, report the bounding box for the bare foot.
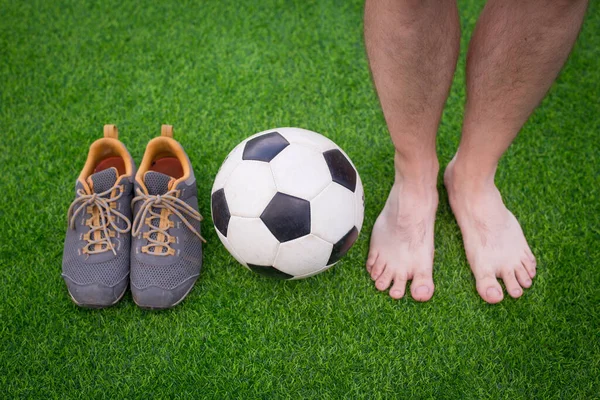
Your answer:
[366,181,438,301]
[444,159,537,304]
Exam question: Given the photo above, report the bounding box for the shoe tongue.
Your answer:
[86,167,118,194]
[144,171,175,195]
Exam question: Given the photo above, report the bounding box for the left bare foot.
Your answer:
[444,158,537,304]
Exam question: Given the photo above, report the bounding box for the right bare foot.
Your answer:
[366,180,438,301]
[444,158,537,304]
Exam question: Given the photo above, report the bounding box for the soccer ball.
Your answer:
[211,127,364,279]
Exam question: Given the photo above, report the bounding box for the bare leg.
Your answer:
[445,0,588,303]
[364,0,459,301]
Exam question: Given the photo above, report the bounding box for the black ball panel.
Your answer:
[323,149,357,192]
[247,263,294,279]
[260,192,311,242]
[242,131,290,162]
[327,226,359,265]
[211,188,231,236]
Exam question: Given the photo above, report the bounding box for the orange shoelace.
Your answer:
[67,185,131,255]
[131,188,206,256]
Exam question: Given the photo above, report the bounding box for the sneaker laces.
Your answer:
[67,185,132,255]
[131,187,206,256]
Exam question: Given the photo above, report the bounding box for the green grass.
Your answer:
[1,0,599,398]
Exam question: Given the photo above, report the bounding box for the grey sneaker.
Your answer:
[130,125,205,309]
[62,125,135,308]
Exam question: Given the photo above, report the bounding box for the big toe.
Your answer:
[476,275,504,304]
[410,272,434,302]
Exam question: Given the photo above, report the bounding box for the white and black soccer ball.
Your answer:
[211,127,364,280]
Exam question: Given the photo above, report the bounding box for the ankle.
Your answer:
[394,152,439,190]
[446,155,496,194]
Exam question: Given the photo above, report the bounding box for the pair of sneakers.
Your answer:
[62,125,205,309]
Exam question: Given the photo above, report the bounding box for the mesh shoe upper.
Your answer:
[62,166,134,287]
[145,171,171,195]
[129,126,204,310]
[62,126,135,304]
[130,171,203,290]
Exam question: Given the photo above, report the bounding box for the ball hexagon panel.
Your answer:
[261,192,311,242]
[223,161,277,218]
[274,234,333,277]
[323,149,357,192]
[327,226,359,266]
[212,142,244,191]
[227,216,280,266]
[242,131,290,162]
[270,144,332,200]
[310,182,356,243]
[216,230,247,267]
[211,188,230,236]
[354,173,365,232]
[277,127,338,153]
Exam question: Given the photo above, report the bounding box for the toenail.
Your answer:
[415,286,430,296]
[391,290,402,297]
[486,288,501,298]
[512,289,522,296]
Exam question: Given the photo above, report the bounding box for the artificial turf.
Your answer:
[1,0,599,398]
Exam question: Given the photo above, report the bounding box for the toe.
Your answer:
[475,274,504,304]
[375,266,394,291]
[525,246,535,262]
[366,251,378,273]
[410,271,434,302]
[514,264,532,288]
[521,253,537,279]
[370,258,385,281]
[389,274,407,299]
[501,268,523,298]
